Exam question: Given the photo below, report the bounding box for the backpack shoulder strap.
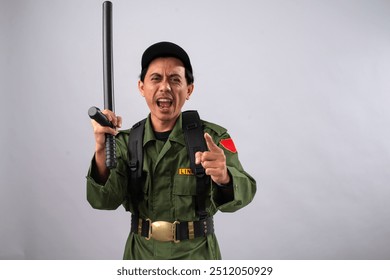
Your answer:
[182,110,210,219]
[126,118,146,213]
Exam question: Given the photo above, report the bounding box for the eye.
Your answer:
[170,76,182,84]
[150,75,161,82]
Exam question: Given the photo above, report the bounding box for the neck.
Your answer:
[150,114,179,132]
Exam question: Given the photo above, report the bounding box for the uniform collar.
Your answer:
[143,113,186,146]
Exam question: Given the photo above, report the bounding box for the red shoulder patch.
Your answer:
[220,138,237,153]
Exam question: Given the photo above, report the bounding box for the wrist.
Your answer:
[215,172,232,187]
[95,143,105,154]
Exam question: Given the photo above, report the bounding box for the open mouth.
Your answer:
[156,98,173,109]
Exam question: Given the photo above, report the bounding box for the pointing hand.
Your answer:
[195,133,230,185]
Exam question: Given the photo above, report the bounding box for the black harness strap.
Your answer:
[127,118,146,213]
[182,111,210,219]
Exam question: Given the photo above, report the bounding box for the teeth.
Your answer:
[157,98,173,108]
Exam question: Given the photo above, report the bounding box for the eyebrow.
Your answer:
[168,73,182,79]
[149,72,183,79]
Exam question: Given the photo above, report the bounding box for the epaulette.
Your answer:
[202,120,227,137]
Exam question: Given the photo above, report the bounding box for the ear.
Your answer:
[186,84,194,100]
[138,80,145,97]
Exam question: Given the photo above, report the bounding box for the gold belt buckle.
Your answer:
[146,220,180,243]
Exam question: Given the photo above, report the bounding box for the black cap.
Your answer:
[141,42,193,74]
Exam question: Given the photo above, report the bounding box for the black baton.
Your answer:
[88,1,117,169]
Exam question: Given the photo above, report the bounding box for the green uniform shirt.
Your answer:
[86,113,256,259]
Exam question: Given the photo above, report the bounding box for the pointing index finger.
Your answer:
[204,133,220,152]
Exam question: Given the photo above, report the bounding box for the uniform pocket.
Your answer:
[173,174,197,221]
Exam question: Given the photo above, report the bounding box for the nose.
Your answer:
[160,78,171,92]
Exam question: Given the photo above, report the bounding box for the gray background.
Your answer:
[1,0,389,259]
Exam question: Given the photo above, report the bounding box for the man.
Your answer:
[86,41,256,259]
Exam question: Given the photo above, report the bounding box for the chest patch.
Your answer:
[178,168,194,175]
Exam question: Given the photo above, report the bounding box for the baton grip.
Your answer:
[104,134,117,169]
[88,106,112,127]
[88,106,117,169]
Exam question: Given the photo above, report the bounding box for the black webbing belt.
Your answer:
[131,214,214,242]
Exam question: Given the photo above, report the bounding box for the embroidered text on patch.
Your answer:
[178,168,194,175]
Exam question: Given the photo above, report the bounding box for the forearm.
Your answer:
[213,171,234,203]
[86,153,128,210]
[214,184,234,204]
[93,145,109,184]
[214,166,256,212]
